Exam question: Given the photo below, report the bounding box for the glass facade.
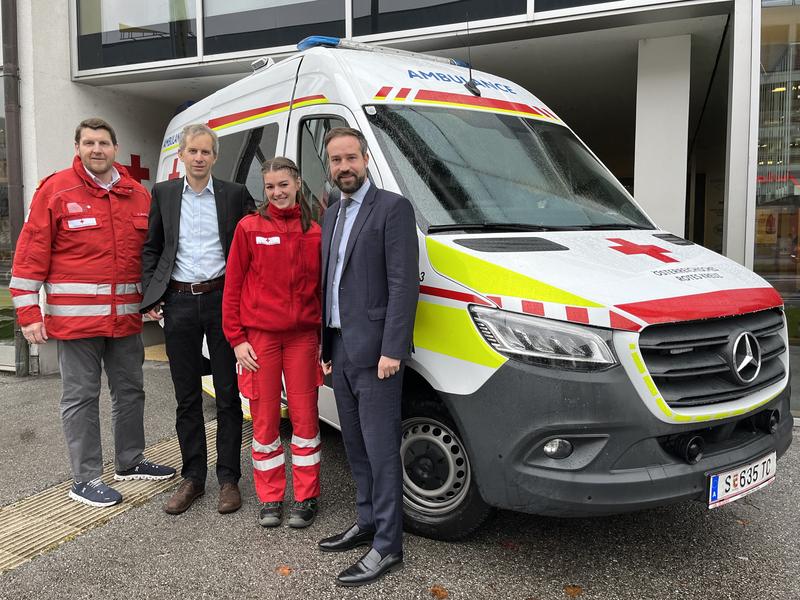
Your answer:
[352,0,526,36]
[72,1,682,71]
[76,0,197,70]
[534,0,620,11]
[757,3,800,413]
[204,1,345,55]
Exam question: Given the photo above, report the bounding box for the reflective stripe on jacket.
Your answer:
[10,156,150,339]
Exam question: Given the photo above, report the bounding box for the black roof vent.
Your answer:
[454,237,569,253]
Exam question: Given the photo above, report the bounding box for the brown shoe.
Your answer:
[164,479,204,515]
[218,482,242,514]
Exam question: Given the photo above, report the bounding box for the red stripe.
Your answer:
[415,90,542,116]
[609,311,642,332]
[521,300,545,316]
[615,288,783,325]
[419,285,491,306]
[487,295,503,307]
[395,87,411,100]
[206,95,325,129]
[565,306,590,324]
[375,86,393,98]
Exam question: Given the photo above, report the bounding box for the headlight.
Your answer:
[469,305,617,371]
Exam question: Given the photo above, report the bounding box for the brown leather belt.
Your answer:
[169,276,225,295]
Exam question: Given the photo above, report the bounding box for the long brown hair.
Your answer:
[259,157,312,232]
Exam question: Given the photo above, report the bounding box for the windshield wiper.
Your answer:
[571,223,655,231]
[427,223,559,233]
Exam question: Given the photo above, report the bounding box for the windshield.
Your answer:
[365,105,653,231]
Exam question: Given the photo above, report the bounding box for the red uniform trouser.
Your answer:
[242,328,321,503]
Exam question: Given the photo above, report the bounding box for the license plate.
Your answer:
[708,452,776,509]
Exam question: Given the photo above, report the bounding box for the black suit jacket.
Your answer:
[140,177,255,312]
[321,184,419,368]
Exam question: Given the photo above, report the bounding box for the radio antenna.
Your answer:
[464,14,480,96]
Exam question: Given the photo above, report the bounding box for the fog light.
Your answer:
[543,438,573,459]
[755,409,780,435]
[676,434,705,465]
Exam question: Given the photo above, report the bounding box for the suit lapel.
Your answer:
[213,178,228,252]
[169,178,184,250]
[342,185,377,273]
[321,199,339,285]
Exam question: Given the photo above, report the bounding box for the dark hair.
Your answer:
[260,157,312,233]
[323,127,368,155]
[74,117,117,146]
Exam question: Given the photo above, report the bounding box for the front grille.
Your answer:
[638,308,786,408]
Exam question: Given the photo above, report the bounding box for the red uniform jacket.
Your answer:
[223,203,322,348]
[10,156,150,339]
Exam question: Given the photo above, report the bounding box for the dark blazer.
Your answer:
[321,184,419,368]
[140,177,255,312]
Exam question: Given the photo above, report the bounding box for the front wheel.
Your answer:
[401,399,492,541]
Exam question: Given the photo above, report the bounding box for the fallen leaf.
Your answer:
[275,565,293,576]
[564,585,583,597]
[431,584,449,599]
[736,519,750,526]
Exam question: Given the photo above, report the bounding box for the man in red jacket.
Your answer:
[10,118,175,508]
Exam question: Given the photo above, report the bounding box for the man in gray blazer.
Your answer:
[318,127,419,587]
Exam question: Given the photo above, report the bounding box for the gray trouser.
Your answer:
[57,335,146,482]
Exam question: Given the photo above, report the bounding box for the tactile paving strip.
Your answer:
[0,419,254,574]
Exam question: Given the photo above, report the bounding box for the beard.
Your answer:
[335,170,366,194]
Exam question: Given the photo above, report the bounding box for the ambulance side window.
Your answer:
[234,123,280,206]
[214,131,249,182]
[299,116,347,223]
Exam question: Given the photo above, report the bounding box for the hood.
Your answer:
[424,230,783,331]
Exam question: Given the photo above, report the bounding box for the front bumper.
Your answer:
[440,359,792,517]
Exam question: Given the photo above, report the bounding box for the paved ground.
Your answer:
[0,362,799,600]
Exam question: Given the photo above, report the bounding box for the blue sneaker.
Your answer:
[68,478,123,508]
[114,459,176,481]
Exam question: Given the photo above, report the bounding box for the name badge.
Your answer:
[66,217,97,229]
[256,236,280,246]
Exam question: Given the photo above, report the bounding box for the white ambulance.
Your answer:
[158,37,792,540]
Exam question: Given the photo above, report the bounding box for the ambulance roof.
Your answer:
[161,37,563,149]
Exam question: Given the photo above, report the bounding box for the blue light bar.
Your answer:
[297,35,470,68]
[297,36,341,51]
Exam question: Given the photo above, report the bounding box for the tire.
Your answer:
[401,398,493,541]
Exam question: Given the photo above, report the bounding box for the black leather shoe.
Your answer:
[336,548,403,587]
[318,523,375,552]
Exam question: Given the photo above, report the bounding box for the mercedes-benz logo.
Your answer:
[727,331,762,385]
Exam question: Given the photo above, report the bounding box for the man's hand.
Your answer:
[234,341,259,372]
[22,322,48,345]
[321,360,332,376]
[377,355,400,380]
[145,302,164,320]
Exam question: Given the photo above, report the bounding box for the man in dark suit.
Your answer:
[317,127,419,587]
[141,123,255,515]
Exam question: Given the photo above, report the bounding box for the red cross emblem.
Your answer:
[167,158,182,180]
[120,154,150,183]
[607,238,678,263]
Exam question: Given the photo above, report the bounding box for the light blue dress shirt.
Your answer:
[172,176,226,283]
[328,179,371,328]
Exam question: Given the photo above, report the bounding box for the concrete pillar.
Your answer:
[723,2,760,268]
[634,35,691,237]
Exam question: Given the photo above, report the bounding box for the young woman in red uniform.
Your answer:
[222,157,322,528]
